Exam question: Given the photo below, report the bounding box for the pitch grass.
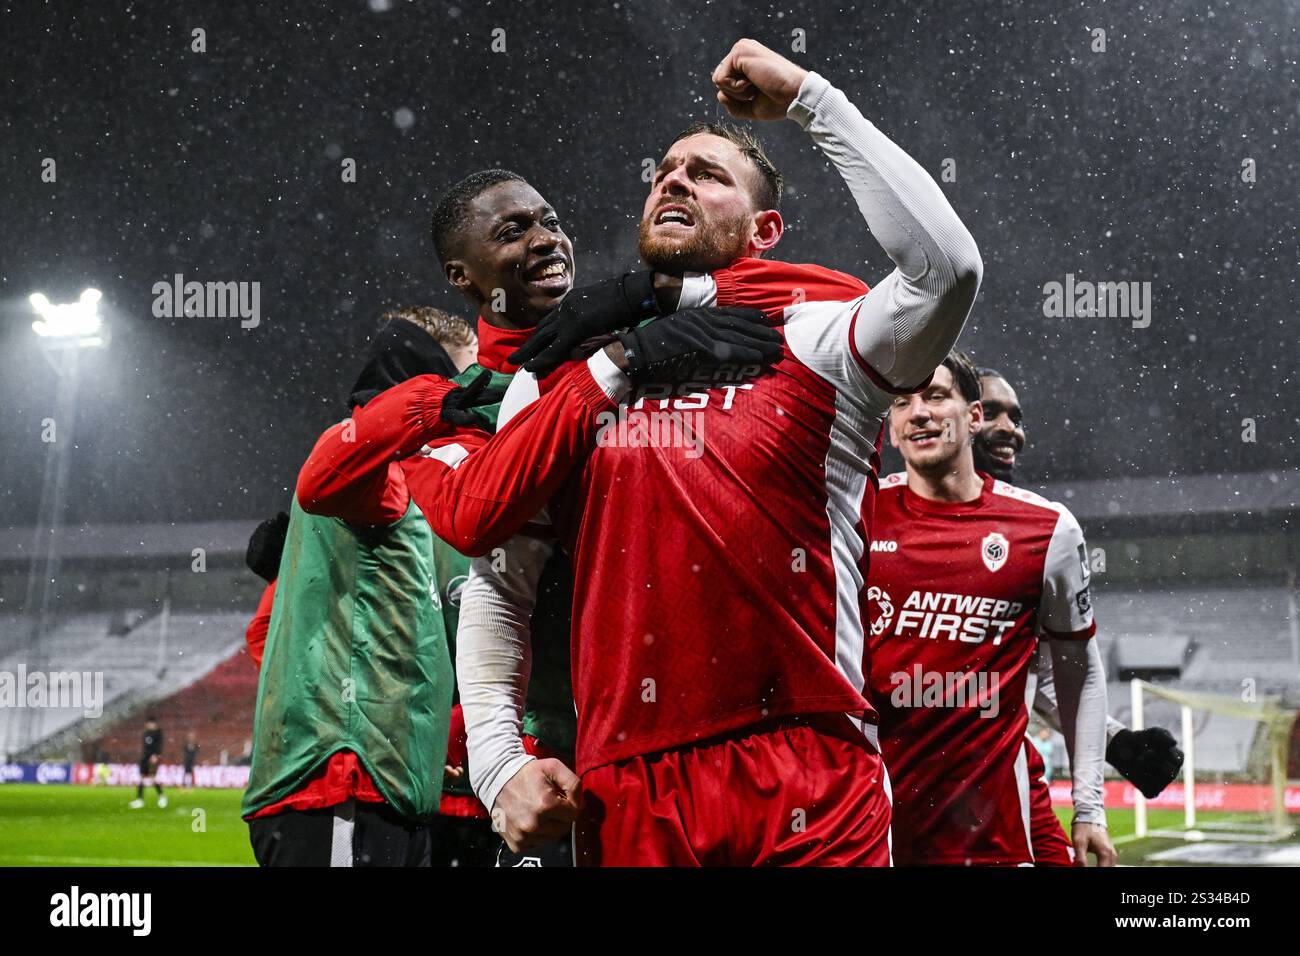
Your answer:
[1054,807,1300,866]
[0,785,255,867]
[1,785,1293,867]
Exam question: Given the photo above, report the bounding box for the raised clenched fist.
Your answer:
[711,38,811,121]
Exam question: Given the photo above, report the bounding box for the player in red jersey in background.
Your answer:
[242,510,287,670]
[972,366,1183,864]
[866,350,1116,866]
[416,38,983,865]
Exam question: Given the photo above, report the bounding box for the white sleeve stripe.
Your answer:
[418,442,470,469]
[498,370,541,429]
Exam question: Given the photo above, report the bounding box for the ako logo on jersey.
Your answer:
[981,532,1009,573]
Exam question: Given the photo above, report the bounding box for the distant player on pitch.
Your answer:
[129,715,166,809]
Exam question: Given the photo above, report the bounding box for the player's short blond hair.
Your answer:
[380,306,476,352]
[671,121,783,210]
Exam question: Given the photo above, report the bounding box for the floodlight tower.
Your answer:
[10,290,108,757]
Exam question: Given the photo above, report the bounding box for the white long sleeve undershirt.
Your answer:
[456,534,553,813]
[789,72,982,389]
[1040,638,1111,827]
[1031,645,1127,743]
[457,351,624,812]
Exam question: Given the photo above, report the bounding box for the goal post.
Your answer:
[1130,678,1297,842]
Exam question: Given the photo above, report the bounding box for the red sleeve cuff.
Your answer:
[1042,621,1097,642]
[568,362,620,415]
[413,377,460,441]
[847,302,933,395]
[713,265,740,307]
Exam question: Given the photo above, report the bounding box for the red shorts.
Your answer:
[1025,739,1073,866]
[575,715,892,867]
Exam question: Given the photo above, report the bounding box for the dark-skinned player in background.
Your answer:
[401,38,982,865]
[867,350,1114,866]
[971,366,1184,864]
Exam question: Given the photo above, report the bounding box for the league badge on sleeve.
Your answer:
[981,532,1009,573]
[1077,542,1092,584]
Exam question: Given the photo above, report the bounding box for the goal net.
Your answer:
[1130,679,1297,843]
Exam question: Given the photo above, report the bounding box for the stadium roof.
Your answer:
[1037,469,1299,523]
[0,520,251,564]
[0,469,1295,566]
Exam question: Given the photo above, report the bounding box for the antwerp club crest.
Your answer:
[867,586,894,636]
[981,532,1010,572]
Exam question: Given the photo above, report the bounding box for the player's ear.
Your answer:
[444,258,482,306]
[749,209,783,254]
[968,398,985,435]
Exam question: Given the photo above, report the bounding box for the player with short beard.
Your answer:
[411,39,983,865]
[634,130,766,276]
[866,350,1114,866]
[971,369,1026,483]
[283,172,778,865]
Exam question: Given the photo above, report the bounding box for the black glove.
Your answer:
[509,271,659,376]
[616,307,783,385]
[441,369,509,428]
[1106,727,1184,799]
[246,511,289,584]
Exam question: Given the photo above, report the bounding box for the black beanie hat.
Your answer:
[347,317,458,410]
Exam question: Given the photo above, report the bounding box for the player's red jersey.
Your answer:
[1025,740,1074,866]
[498,258,912,772]
[865,472,1095,865]
[244,580,276,670]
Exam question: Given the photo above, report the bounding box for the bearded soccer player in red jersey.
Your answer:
[286,171,779,866]
[866,350,1115,866]
[407,39,983,865]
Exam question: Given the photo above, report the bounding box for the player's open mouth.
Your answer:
[523,257,571,292]
[654,204,695,228]
[986,440,1017,464]
[907,429,942,446]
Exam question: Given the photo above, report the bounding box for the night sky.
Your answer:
[1,0,1296,528]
